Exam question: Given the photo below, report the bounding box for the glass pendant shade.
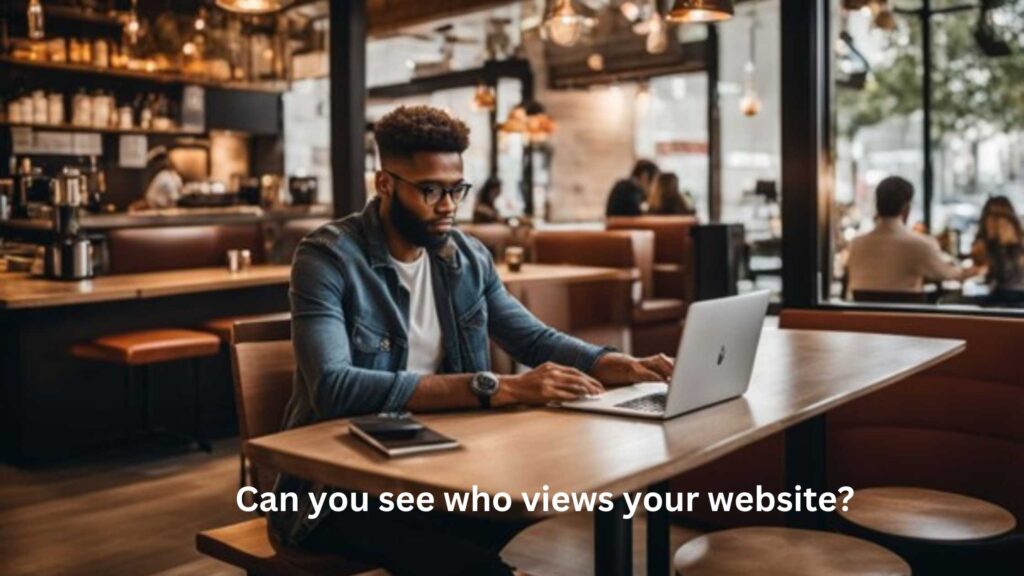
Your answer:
[666,0,735,23]
[215,0,295,15]
[544,0,586,47]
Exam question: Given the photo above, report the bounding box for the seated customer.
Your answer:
[273,105,673,576]
[971,196,1024,300]
[605,159,659,216]
[846,176,966,297]
[649,172,695,216]
[472,177,503,223]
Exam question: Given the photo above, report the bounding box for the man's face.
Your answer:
[377,151,463,249]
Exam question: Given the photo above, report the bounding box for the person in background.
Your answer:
[137,146,182,210]
[846,176,970,298]
[648,172,695,216]
[970,196,1024,297]
[472,177,503,224]
[605,159,659,217]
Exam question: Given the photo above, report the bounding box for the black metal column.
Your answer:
[707,24,722,223]
[646,482,671,576]
[329,0,367,218]
[921,0,935,232]
[780,0,831,308]
[595,496,632,576]
[784,415,827,530]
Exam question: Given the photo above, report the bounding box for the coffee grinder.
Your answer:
[45,167,94,280]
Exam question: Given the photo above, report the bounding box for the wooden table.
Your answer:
[245,329,964,576]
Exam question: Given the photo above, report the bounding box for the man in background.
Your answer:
[605,159,659,217]
[846,176,967,298]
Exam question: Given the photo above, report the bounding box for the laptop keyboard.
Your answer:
[614,393,667,414]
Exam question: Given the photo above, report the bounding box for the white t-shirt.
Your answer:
[389,252,444,374]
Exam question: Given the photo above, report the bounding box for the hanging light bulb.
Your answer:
[645,12,668,54]
[666,0,735,23]
[620,1,641,21]
[124,0,141,46]
[739,14,762,116]
[27,0,45,40]
[544,0,586,47]
[587,53,605,71]
[195,8,207,31]
[471,83,497,111]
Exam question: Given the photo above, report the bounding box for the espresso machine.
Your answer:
[44,167,94,280]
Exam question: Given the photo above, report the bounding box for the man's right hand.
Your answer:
[493,362,605,406]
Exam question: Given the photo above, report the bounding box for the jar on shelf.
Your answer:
[72,90,92,127]
[81,40,93,66]
[91,91,112,129]
[93,39,109,68]
[7,97,23,124]
[69,38,82,64]
[117,105,133,129]
[32,90,48,125]
[19,94,34,124]
[48,93,65,126]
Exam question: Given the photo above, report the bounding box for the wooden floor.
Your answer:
[0,438,701,576]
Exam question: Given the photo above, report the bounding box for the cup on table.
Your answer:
[505,246,524,272]
[226,249,241,273]
[239,249,252,271]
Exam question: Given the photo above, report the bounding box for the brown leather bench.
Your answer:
[105,223,266,274]
[532,229,685,357]
[606,215,698,305]
[670,309,1024,528]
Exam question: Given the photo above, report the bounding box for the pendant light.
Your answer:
[666,0,735,23]
[739,13,762,116]
[27,0,45,40]
[215,0,295,15]
[124,0,141,46]
[544,0,586,47]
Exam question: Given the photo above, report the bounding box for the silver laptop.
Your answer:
[561,290,770,420]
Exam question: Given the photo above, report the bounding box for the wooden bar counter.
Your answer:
[0,263,635,463]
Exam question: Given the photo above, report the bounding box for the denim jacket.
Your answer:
[268,198,609,546]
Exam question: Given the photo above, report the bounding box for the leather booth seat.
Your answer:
[669,309,1024,527]
[105,224,266,274]
[532,229,685,357]
[606,215,698,305]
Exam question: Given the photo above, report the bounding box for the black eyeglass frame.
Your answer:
[382,169,472,205]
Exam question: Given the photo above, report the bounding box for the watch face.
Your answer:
[473,372,499,395]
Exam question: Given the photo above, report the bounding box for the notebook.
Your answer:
[349,414,459,457]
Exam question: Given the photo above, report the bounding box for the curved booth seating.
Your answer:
[105,223,266,274]
[606,215,698,304]
[532,229,685,357]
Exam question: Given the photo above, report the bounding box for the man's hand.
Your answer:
[493,362,605,406]
[590,352,674,386]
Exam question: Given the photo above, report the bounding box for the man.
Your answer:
[271,105,673,576]
[605,159,659,217]
[846,176,966,297]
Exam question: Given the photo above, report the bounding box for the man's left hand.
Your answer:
[590,352,674,386]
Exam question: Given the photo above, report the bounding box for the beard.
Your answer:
[388,192,451,250]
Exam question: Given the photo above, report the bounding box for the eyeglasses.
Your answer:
[383,169,471,205]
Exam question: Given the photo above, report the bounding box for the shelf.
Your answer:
[45,6,125,27]
[0,121,204,137]
[0,56,289,94]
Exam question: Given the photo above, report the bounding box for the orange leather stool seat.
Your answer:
[202,313,290,343]
[72,329,221,365]
[674,527,911,576]
[839,487,1017,542]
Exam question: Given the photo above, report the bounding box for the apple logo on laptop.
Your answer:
[716,345,726,366]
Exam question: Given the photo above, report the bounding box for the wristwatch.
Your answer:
[470,371,500,409]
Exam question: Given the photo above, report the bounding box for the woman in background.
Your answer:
[648,172,695,216]
[971,196,1024,303]
[472,177,503,224]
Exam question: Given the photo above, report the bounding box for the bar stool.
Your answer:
[837,487,1018,575]
[201,312,290,344]
[673,527,911,575]
[72,329,221,452]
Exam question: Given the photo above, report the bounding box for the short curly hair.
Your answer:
[374,105,470,162]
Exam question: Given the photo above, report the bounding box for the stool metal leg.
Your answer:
[193,359,212,453]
